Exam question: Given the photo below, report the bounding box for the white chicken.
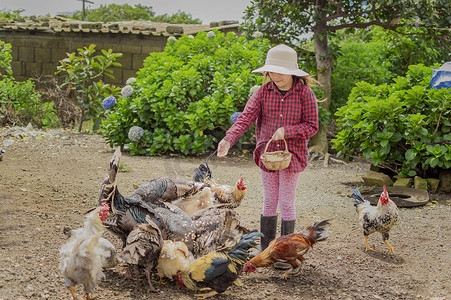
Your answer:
[156,240,194,281]
[59,203,115,300]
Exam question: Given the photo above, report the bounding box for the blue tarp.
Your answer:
[430,61,451,90]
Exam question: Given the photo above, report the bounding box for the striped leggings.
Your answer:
[260,169,301,221]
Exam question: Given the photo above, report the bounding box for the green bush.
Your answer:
[0,77,59,128]
[0,40,13,77]
[332,64,451,178]
[101,31,270,155]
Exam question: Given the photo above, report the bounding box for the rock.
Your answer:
[414,176,428,190]
[362,170,393,187]
[166,25,183,34]
[426,178,440,193]
[438,171,451,193]
[393,177,413,187]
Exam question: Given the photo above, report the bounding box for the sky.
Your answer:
[0,0,252,25]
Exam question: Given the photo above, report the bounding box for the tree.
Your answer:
[71,4,202,24]
[241,0,450,154]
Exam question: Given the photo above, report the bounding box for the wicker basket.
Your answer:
[260,137,292,170]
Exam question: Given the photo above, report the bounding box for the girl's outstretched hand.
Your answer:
[217,139,231,157]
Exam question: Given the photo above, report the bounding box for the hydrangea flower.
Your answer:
[168,36,177,42]
[128,126,144,141]
[125,77,136,85]
[121,85,134,98]
[252,31,263,38]
[230,112,242,123]
[207,31,216,38]
[188,35,195,39]
[102,96,117,109]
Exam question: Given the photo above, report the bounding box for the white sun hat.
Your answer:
[252,44,309,77]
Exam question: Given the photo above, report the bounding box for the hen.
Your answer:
[194,153,247,208]
[244,219,331,280]
[156,240,194,281]
[59,203,114,300]
[352,185,398,253]
[172,187,214,217]
[175,231,262,299]
[191,204,251,257]
[117,215,163,292]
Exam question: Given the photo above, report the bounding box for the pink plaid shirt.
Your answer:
[224,77,319,173]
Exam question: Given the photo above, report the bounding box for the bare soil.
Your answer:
[0,131,450,300]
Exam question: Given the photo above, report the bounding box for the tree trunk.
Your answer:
[310,26,332,155]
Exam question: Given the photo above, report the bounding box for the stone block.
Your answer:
[362,170,393,187]
[35,47,52,63]
[25,39,42,48]
[52,48,68,62]
[132,53,148,69]
[393,177,413,187]
[11,46,19,61]
[166,25,184,34]
[438,171,451,193]
[116,53,132,70]
[122,44,142,54]
[414,176,428,191]
[42,63,57,75]
[122,69,138,84]
[141,45,162,55]
[18,46,35,62]
[102,42,121,52]
[11,61,24,76]
[426,178,440,193]
[24,62,42,76]
[104,67,122,85]
[42,38,65,49]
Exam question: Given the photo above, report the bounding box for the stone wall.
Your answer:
[0,31,168,85]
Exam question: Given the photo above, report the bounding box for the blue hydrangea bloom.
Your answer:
[102,96,117,109]
[207,31,216,38]
[128,126,144,141]
[230,112,242,123]
[121,85,134,98]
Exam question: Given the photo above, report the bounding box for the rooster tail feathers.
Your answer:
[303,219,331,243]
[223,231,263,259]
[351,187,365,206]
[193,150,217,182]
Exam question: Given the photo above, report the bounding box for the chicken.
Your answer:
[194,154,247,208]
[131,176,209,205]
[352,185,398,253]
[59,203,115,300]
[172,187,214,217]
[156,240,194,281]
[98,147,196,251]
[175,231,263,299]
[117,215,163,292]
[191,204,251,257]
[244,219,331,280]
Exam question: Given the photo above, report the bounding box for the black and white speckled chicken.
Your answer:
[191,204,251,257]
[117,215,163,292]
[352,186,399,253]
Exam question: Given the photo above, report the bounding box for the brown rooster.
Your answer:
[352,186,398,253]
[117,215,163,292]
[244,219,331,280]
[172,186,214,217]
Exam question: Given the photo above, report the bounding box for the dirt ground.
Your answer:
[0,131,450,300]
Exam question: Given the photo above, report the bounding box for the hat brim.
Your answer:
[252,65,309,77]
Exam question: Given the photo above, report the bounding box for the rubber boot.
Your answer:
[249,215,277,258]
[274,219,296,270]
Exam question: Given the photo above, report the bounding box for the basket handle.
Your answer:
[263,137,288,154]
